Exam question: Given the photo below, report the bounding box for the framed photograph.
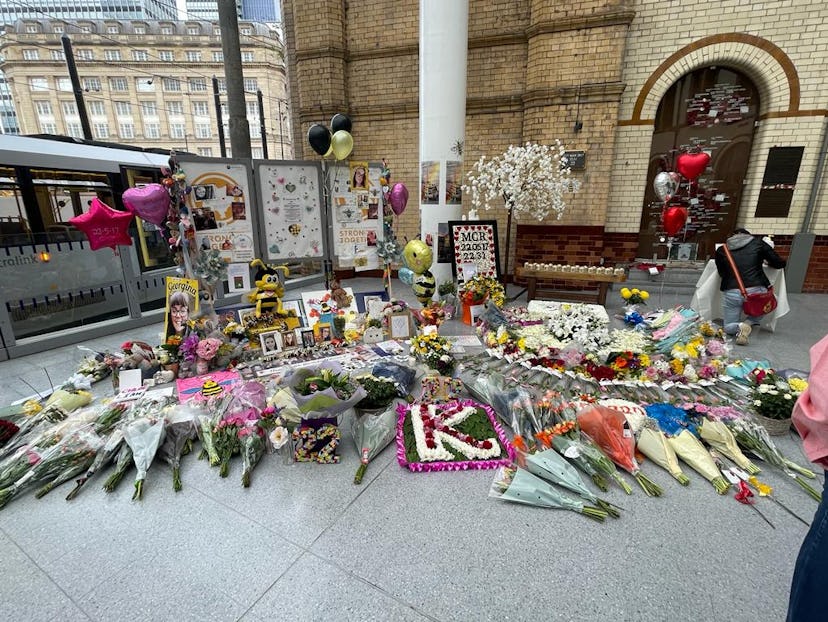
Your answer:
[314,322,332,343]
[237,307,257,325]
[281,299,306,326]
[469,304,487,326]
[259,330,282,355]
[448,220,501,285]
[280,329,299,350]
[300,329,316,348]
[355,290,389,313]
[388,311,413,339]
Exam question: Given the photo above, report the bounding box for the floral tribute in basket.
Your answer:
[748,369,807,433]
[410,333,456,376]
[396,399,514,472]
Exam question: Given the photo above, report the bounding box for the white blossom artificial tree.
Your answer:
[462,140,580,221]
[462,140,581,274]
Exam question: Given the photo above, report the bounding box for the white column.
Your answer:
[419,0,468,287]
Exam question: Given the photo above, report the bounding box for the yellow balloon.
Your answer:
[330,130,354,161]
[324,144,333,158]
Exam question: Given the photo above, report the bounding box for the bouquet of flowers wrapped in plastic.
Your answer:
[158,404,198,491]
[577,404,663,496]
[123,414,166,500]
[66,428,125,500]
[460,275,506,308]
[0,425,103,509]
[410,333,456,376]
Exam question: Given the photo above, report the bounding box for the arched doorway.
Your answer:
[637,66,759,261]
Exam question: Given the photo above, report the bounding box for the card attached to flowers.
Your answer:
[396,399,514,472]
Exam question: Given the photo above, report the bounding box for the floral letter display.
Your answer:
[396,400,514,472]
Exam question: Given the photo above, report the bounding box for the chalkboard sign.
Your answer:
[448,220,501,285]
[563,151,586,170]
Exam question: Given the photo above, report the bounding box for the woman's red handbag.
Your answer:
[722,245,778,316]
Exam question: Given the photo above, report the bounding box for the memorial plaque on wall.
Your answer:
[755,146,804,218]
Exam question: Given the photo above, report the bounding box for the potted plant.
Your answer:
[749,370,808,436]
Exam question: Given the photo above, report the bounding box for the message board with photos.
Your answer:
[330,162,384,271]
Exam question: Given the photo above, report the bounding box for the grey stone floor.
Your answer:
[1,278,826,622]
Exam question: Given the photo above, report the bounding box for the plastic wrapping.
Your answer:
[158,405,198,491]
[239,429,265,487]
[123,417,166,500]
[351,400,401,484]
[66,429,125,500]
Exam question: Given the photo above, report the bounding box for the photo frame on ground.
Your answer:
[300,329,316,348]
[448,220,501,286]
[388,311,413,339]
[314,322,332,343]
[355,290,389,313]
[259,330,282,355]
[280,329,299,350]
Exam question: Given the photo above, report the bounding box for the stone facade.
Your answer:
[0,19,292,159]
[284,0,828,289]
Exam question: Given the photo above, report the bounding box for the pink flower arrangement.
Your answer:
[705,339,726,356]
[196,337,223,361]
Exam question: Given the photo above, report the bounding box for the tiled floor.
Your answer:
[1,278,826,621]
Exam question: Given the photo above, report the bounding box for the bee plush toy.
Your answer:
[248,258,290,317]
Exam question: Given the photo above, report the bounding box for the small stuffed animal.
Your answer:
[330,279,353,308]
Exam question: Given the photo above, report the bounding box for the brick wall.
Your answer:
[283,0,828,291]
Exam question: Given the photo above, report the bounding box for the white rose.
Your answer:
[754,400,762,406]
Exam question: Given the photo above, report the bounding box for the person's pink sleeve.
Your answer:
[793,335,828,469]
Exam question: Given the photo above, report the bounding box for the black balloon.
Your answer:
[330,113,352,134]
[307,124,332,156]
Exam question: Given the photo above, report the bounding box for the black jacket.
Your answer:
[714,233,786,291]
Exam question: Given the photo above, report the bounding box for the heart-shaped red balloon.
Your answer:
[662,206,688,237]
[676,152,710,181]
[122,183,170,225]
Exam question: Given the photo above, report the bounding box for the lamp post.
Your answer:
[277,99,285,159]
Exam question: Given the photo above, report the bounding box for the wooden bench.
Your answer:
[515,265,627,306]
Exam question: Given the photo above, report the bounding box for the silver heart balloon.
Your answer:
[653,171,679,201]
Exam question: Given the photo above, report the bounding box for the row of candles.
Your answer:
[523,262,626,276]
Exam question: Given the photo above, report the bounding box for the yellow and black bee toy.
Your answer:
[248,258,290,317]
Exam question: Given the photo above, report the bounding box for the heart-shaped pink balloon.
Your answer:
[122,184,170,225]
[389,183,408,215]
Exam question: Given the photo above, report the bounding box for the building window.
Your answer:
[66,122,83,138]
[246,101,259,117]
[217,78,226,93]
[185,51,202,62]
[25,23,39,34]
[162,78,181,92]
[134,25,147,34]
[22,49,39,61]
[114,101,132,117]
[88,101,106,117]
[29,78,48,92]
[195,123,211,139]
[161,25,174,35]
[52,25,64,34]
[76,49,94,61]
[145,123,160,139]
[107,25,119,34]
[159,50,174,62]
[40,122,57,134]
[35,101,52,116]
[93,122,109,138]
[132,50,149,61]
[212,51,224,62]
[241,52,254,63]
[82,77,101,91]
[213,28,221,36]
[109,77,128,92]
[198,147,213,157]
[140,101,158,117]
[250,125,261,138]
[119,123,135,139]
[169,123,186,139]
[104,50,121,61]
[192,101,209,116]
[136,78,155,92]
[51,50,66,61]
[56,78,72,91]
[189,78,207,92]
[166,101,184,116]
[241,27,252,36]
[243,78,258,91]
[187,26,200,35]
[252,147,263,159]
[61,101,77,117]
